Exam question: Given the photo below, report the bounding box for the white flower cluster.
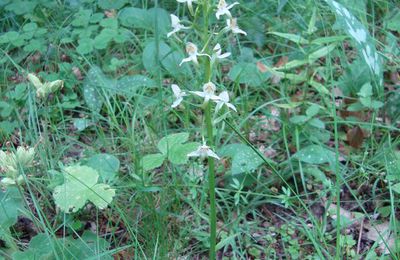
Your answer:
[168,0,245,160]
[0,146,35,185]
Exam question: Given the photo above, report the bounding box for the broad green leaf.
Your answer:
[12,233,54,260]
[86,154,120,183]
[142,40,171,75]
[392,183,400,195]
[76,38,94,54]
[115,75,156,97]
[169,142,199,165]
[306,104,320,117]
[60,231,112,259]
[294,145,334,164]
[290,115,309,124]
[269,32,309,44]
[0,187,25,230]
[83,66,115,113]
[325,0,383,86]
[219,144,264,175]
[118,7,148,28]
[53,165,115,213]
[98,0,127,10]
[142,153,165,171]
[228,62,270,87]
[157,133,189,155]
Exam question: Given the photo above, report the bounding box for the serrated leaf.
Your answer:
[294,145,334,164]
[157,133,189,155]
[86,154,119,183]
[142,153,165,171]
[53,165,115,213]
[169,142,199,165]
[219,144,264,175]
[12,233,54,260]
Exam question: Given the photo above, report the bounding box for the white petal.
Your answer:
[171,84,181,97]
[179,57,193,66]
[206,149,220,160]
[215,101,223,112]
[187,149,201,157]
[218,52,231,59]
[191,91,206,98]
[219,91,230,102]
[227,2,239,9]
[170,14,180,27]
[233,28,247,35]
[226,103,237,112]
[213,43,221,52]
[171,97,183,108]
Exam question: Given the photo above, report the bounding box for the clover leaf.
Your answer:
[53,165,115,213]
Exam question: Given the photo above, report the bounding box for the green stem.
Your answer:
[201,0,215,258]
[205,102,216,260]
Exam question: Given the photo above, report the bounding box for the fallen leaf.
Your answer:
[346,126,364,148]
[364,221,395,255]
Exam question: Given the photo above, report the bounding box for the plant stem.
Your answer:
[205,102,216,260]
[201,0,216,257]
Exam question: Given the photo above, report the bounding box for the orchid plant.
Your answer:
[166,0,246,258]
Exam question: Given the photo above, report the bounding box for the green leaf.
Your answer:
[228,62,270,87]
[83,66,115,113]
[142,40,171,75]
[60,231,112,259]
[269,32,309,44]
[169,142,199,165]
[115,75,156,97]
[12,233,54,260]
[53,165,115,213]
[118,7,148,28]
[392,183,400,195]
[98,0,127,9]
[294,145,334,164]
[157,133,189,155]
[290,115,309,124]
[73,118,91,131]
[76,38,94,54]
[86,154,120,183]
[325,0,383,86]
[100,18,119,29]
[219,144,264,175]
[142,153,165,171]
[0,187,25,230]
[306,104,320,117]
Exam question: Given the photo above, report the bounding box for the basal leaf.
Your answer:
[325,0,383,86]
[142,153,165,171]
[219,144,264,175]
[86,154,120,183]
[157,133,189,155]
[169,142,199,165]
[294,144,334,164]
[53,165,115,213]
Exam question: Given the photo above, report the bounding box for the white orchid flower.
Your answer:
[171,84,187,108]
[213,43,231,60]
[191,82,220,103]
[225,18,247,35]
[176,0,197,15]
[179,42,209,66]
[215,91,237,112]
[167,14,189,38]
[187,141,220,160]
[216,0,239,20]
